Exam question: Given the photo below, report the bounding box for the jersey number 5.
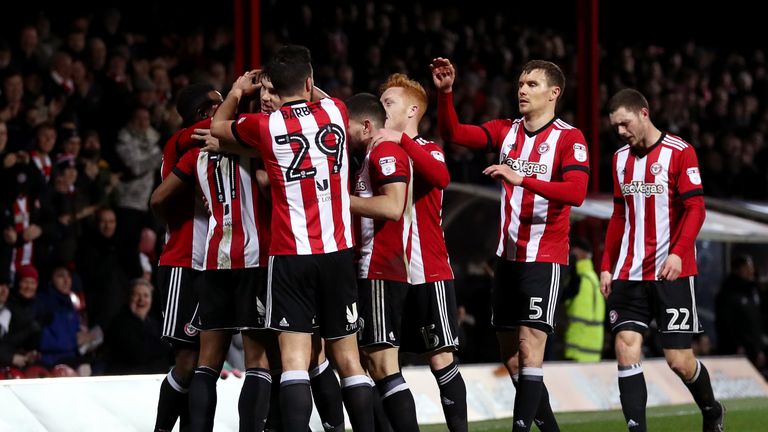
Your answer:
[276,124,346,182]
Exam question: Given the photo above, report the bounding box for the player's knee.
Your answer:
[665,354,695,378]
[615,333,641,359]
[174,349,198,379]
[518,339,536,365]
[428,350,454,371]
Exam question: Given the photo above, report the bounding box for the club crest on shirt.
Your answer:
[686,167,702,185]
[609,310,618,324]
[538,142,550,154]
[184,322,198,337]
[379,156,397,176]
[573,143,587,162]
[431,150,445,162]
[650,162,663,176]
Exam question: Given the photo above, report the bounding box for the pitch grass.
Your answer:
[421,397,768,431]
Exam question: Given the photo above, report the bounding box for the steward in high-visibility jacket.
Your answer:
[564,256,605,362]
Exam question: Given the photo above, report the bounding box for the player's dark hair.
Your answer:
[264,45,313,96]
[177,83,216,126]
[522,60,566,100]
[608,88,650,114]
[346,93,386,127]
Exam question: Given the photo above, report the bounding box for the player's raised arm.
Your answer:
[431,57,493,150]
[210,70,262,156]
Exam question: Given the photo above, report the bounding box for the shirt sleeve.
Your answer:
[670,146,706,256]
[437,91,508,152]
[676,146,704,200]
[559,129,591,175]
[231,113,265,150]
[399,135,450,189]
[177,118,212,155]
[370,142,410,187]
[171,148,200,185]
[601,153,626,273]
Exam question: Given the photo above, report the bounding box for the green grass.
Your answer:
[421,397,768,431]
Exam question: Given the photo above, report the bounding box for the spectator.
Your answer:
[0,265,41,370]
[33,266,94,371]
[114,106,161,278]
[716,254,766,370]
[562,239,605,362]
[104,279,169,374]
[77,207,128,330]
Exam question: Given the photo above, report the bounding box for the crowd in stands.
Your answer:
[1,2,766,378]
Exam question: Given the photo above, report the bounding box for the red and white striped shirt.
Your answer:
[158,119,211,268]
[602,133,705,280]
[30,151,52,182]
[232,98,353,256]
[483,118,589,264]
[354,141,412,282]
[437,93,590,265]
[402,135,454,284]
[173,148,270,270]
[11,196,34,273]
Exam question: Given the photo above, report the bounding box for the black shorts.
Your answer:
[607,276,703,349]
[492,260,565,334]
[401,280,460,354]
[157,266,200,347]
[191,267,267,331]
[358,279,410,348]
[266,249,359,339]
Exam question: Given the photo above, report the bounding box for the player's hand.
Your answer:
[483,164,523,185]
[195,129,222,153]
[22,224,42,242]
[658,253,682,281]
[255,168,271,201]
[600,271,613,298]
[3,226,17,245]
[430,57,456,93]
[372,128,404,147]
[231,70,261,97]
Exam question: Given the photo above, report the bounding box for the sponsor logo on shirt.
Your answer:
[620,181,665,197]
[503,157,548,176]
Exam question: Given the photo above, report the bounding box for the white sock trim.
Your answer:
[381,382,409,398]
[310,359,330,379]
[618,363,643,378]
[685,360,702,384]
[520,367,544,377]
[167,369,189,394]
[281,370,310,383]
[341,374,371,388]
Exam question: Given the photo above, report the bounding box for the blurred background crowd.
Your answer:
[1,1,766,380]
